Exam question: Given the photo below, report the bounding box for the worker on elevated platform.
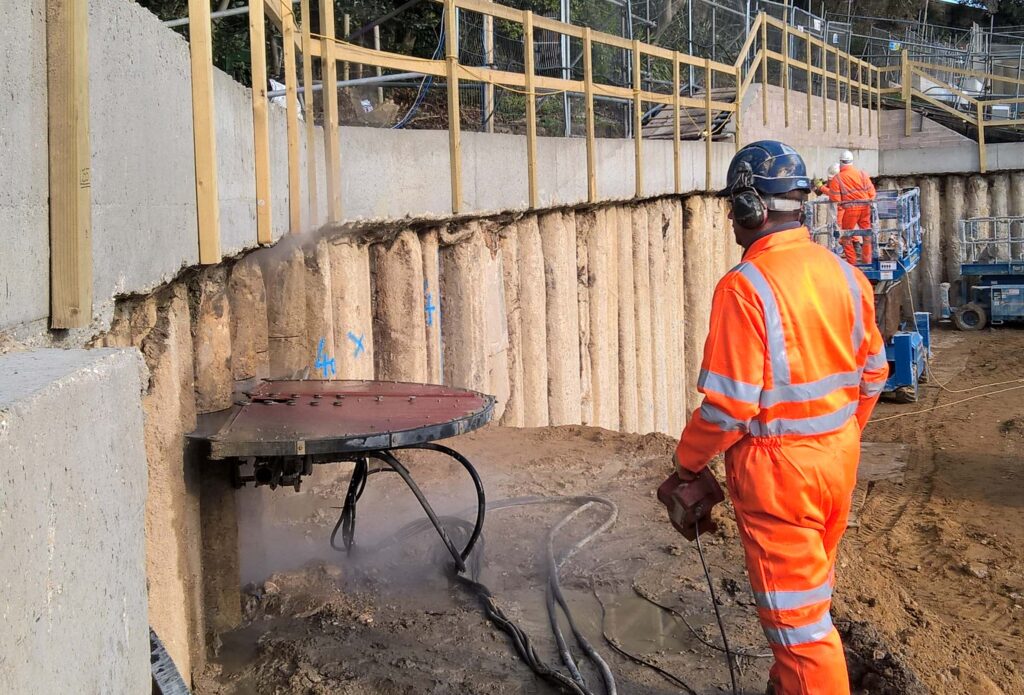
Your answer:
[823,150,876,265]
[661,141,888,695]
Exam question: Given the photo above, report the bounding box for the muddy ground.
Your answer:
[196,328,1024,695]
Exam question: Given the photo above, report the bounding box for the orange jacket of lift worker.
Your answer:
[820,163,877,264]
[675,227,888,695]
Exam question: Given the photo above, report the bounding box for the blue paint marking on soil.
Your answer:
[347,331,366,358]
[314,337,336,378]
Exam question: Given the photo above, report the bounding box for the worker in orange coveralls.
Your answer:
[666,141,888,695]
[818,150,877,265]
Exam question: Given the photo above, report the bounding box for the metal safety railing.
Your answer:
[804,189,923,275]
[959,216,1024,268]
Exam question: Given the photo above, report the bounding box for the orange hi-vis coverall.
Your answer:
[675,226,887,695]
[820,164,877,265]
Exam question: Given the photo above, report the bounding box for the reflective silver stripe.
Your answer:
[837,258,864,355]
[754,578,833,611]
[760,370,861,407]
[699,402,749,432]
[735,263,791,386]
[861,379,886,397]
[762,612,835,647]
[749,401,858,437]
[699,369,761,404]
[864,348,888,373]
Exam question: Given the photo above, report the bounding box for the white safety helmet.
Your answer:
[828,163,840,177]
[840,150,854,164]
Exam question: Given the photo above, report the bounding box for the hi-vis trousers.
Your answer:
[725,419,860,695]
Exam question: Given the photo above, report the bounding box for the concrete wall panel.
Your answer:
[576,212,594,425]
[440,226,488,394]
[0,349,149,694]
[329,239,375,379]
[305,239,336,377]
[616,205,639,432]
[647,201,670,434]
[540,211,582,425]
[587,207,620,431]
[498,224,524,427]
[372,230,428,383]
[0,0,49,330]
[421,229,443,384]
[631,205,654,432]
[517,216,550,427]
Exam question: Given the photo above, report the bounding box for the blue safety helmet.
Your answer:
[719,140,812,197]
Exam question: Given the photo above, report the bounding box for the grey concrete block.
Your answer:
[0,348,150,694]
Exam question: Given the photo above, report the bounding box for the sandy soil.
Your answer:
[195,328,1023,695]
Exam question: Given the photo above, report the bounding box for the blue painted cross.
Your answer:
[347,331,366,358]
[314,337,336,378]
[424,280,437,328]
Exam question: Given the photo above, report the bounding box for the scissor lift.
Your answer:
[947,217,1024,330]
[805,188,931,402]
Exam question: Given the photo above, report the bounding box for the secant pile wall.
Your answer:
[875,171,1024,315]
[95,193,739,681]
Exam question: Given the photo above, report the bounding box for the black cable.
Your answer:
[591,587,698,695]
[695,520,739,695]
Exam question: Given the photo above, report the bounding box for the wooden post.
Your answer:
[188,0,221,263]
[846,54,852,136]
[673,52,682,192]
[822,44,828,132]
[867,64,873,137]
[902,49,912,137]
[374,26,384,104]
[858,61,864,136]
[523,10,538,209]
[633,39,643,198]
[782,24,790,128]
[705,58,713,190]
[484,14,495,134]
[342,14,350,82]
[834,46,841,134]
[250,0,272,242]
[978,100,987,173]
[281,0,302,233]
[446,0,463,213]
[584,28,597,202]
[806,37,813,130]
[320,0,341,222]
[46,0,93,327]
[735,65,742,152]
[300,0,318,227]
[760,16,768,126]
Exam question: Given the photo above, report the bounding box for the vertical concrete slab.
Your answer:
[588,206,620,431]
[648,201,670,435]
[371,230,428,383]
[616,205,639,433]
[142,286,204,679]
[943,176,966,287]
[499,223,525,427]
[991,173,1009,217]
[540,210,582,426]
[1010,173,1024,262]
[683,196,713,415]
[192,267,233,413]
[518,216,550,427]
[664,200,687,434]
[0,349,149,694]
[440,225,487,394]
[482,230,511,421]
[228,257,269,387]
[305,239,336,378]
[918,178,943,314]
[261,245,309,378]
[632,205,654,432]
[967,175,991,221]
[577,212,595,426]
[328,238,374,379]
[421,228,443,384]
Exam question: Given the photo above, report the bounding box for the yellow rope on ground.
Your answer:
[868,382,1024,424]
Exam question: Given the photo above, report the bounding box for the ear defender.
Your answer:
[730,188,768,230]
